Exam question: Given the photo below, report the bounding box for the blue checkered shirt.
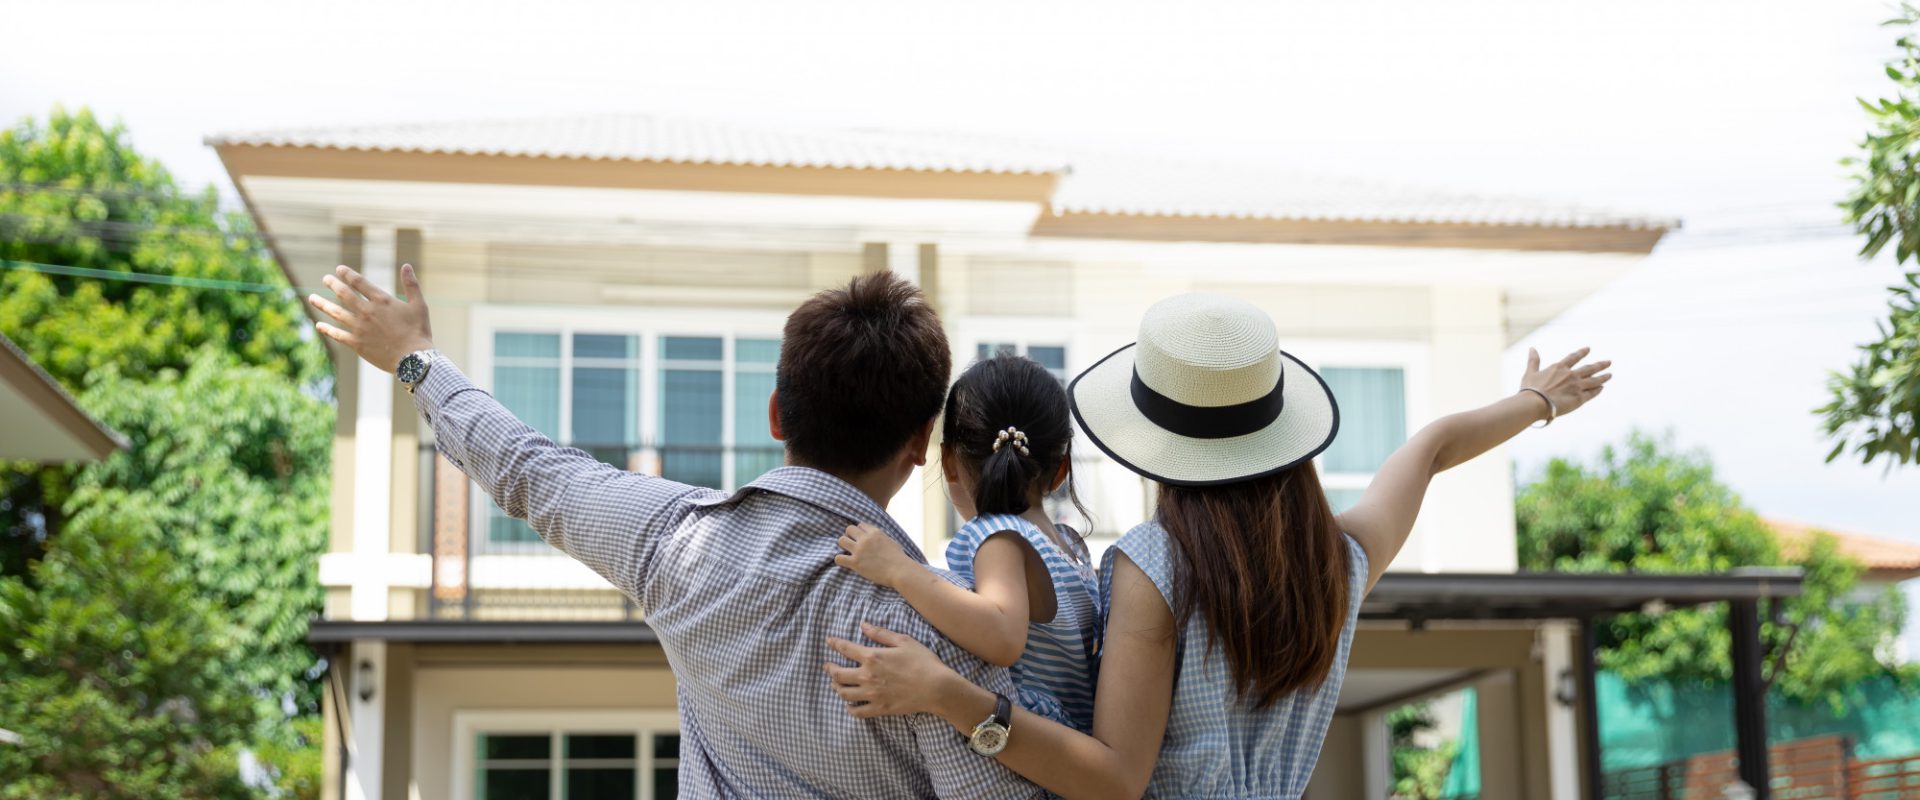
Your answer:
[1103,521,1370,799]
[415,362,1039,799]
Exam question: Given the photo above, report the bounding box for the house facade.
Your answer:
[211,114,1677,800]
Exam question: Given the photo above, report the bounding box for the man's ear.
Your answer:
[767,391,785,441]
[906,417,937,468]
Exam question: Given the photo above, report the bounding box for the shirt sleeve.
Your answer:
[411,358,704,604]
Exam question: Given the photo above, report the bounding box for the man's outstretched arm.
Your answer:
[309,264,694,600]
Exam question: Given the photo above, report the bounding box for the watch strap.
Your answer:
[993,692,1012,729]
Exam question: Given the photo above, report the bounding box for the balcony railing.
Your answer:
[419,443,782,621]
[414,442,1154,621]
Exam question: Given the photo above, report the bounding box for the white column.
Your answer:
[1360,709,1392,799]
[352,225,398,623]
[1539,623,1581,800]
[883,241,930,550]
[346,640,387,800]
[885,239,921,285]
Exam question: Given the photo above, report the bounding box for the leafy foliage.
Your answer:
[1387,703,1458,800]
[1828,6,1920,468]
[1519,434,1913,711]
[0,106,322,574]
[0,107,330,794]
[0,519,258,799]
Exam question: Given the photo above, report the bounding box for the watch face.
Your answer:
[969,722,1009,756]
[397,354,425,384]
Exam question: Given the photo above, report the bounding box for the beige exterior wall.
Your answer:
[404,644,677,800]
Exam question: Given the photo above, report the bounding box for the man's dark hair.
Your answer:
[777,271,951,474]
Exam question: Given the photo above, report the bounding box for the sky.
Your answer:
[6,0,1918,648]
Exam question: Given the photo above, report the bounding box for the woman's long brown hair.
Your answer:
[1156,462,1349,708]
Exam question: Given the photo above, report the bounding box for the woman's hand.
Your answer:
[824,623,967,719]
[1520,346,1612,420]
[835,524,916,588]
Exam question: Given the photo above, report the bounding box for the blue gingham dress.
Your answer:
[945,514,1103,733]
[1102,520,1370,799]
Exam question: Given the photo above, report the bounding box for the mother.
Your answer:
[826,294,1609,798]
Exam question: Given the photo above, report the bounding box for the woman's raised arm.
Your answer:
[1337,347,1611,591]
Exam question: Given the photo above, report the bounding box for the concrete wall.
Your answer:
[404,644,677,800]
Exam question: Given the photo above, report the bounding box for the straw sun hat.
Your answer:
[1068,293,1340,486]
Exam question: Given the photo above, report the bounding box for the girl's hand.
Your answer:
[1521,347,1612,420]
[835,524,915,588]
[824,623,965,719]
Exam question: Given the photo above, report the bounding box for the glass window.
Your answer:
[476,730,674,800]
[492,334,563,548]
[1326,488,1366,514]
[572,334,639,467]
[732,339,782,488]
[1319,367,1406,474]
[660,337,724,489]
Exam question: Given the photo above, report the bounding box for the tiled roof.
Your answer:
[206,114,1069,176]
[1768,517,1920,576]
[1047,151,1676,230]
[208,114,1676,230]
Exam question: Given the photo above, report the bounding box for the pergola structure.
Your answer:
[315,568,1805,800]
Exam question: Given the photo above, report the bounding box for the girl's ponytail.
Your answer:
[973,428,1041,515]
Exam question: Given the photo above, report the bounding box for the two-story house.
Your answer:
[211,114,1801,800]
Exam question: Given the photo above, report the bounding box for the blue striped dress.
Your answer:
[1102,520,1370,799]
[945,513,1102,732]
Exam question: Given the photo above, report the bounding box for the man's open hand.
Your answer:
[308,264,435,374]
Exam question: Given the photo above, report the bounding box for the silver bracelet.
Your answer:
[1519,387,1556,428]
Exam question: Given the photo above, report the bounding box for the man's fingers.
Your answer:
[307,293,359,325]
[1526,348,1540,374]
[847,703,885,719]
[321,274,370,313]
[822,662,864,685]
[1556,347,1592,369]
[315,322,359,347]
[1574,360,1612,379]
[400,263,425,305]
[335,265,392,304]
[833,554,854,569]
[826,636,873,664]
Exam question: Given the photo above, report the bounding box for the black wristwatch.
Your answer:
[396,349,438,394]
[967,692,1013,756]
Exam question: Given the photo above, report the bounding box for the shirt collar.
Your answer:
[685,466,929,563]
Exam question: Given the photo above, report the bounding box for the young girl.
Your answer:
[835,354,1101,732]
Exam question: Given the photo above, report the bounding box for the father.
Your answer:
[309,265,1037,798]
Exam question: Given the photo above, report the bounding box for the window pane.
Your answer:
[662,336,723,361]
[661,369,723,488]
[565,734,636,759]
[572,366,637,453]
[482,734,551,760]
[1326,488,1366,514]
[1319,367,1406,474]
[564,768,634,800]
[1028,346,1066,373]
[482,769,551,800]
[977,342,1016,361]
[497,332,561,359]
[733,369,781,488]
[653,733,681,760]
[573,333,634,359]
[495,365,562,438]
[653,768,678,800]
[736,338,780,364]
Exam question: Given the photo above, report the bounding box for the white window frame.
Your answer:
[469,304,788,557]
[451,709,682,800]
[1293,340,1431,507]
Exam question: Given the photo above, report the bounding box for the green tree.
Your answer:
[0,106,322,574]
[1519,434,1912,711]
[0,519,258,799]
[1387,702,1458,800]
[0,107,330,792]
[1828,5,1920,468]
